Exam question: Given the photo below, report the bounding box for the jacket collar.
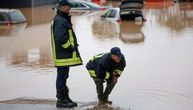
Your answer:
[57,10,72,25]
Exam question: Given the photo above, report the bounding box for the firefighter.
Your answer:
[51,0,83,108]
[86,47,126,105]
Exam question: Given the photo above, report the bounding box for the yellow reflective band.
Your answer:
[90,53,104,61]
[51,21,57,60]
[54,51,82,66]
[54,57,82,66]
[73,51,76,60]
[68,29,74,48]
[62,40,71,49]
[115,69,122,75]
[88,70,96,77]
[105,72,110,79]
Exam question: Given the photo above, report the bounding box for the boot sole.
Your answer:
[56,104,74,108]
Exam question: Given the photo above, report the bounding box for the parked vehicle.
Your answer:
[120,0,144,20]
[100,8,121,22]
[70,1,107,10]
[101,8,144,22]
[100,8,145,43]
[0,9,26,25]
[53,1,107,11]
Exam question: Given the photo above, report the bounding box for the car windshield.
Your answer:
[0,13,5,21]
[8,11,26,22]
[85,2,100,8]
[70,2,87,8]
[120,3,143,9]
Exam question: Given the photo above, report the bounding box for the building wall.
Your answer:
[0,0,57,8]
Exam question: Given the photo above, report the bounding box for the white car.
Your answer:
[100,8,121,22]
[100,8,145,43]
[0,9,26,25]
[101,8,144,22]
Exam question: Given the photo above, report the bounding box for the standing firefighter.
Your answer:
[86,47,126,105]
[51,0,83,108]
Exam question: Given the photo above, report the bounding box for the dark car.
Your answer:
[0,9,26,25]
[120,0,144,20]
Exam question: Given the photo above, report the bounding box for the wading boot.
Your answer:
[56,99,74,108]
[56,89,74,108]
[97,101,106,106]
[64,88,78,107]
[103,95,112,105]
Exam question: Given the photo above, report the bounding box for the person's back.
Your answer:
[86,47,126,105]
[86,53,126,79]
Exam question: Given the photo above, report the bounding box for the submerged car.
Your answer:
[101,8,144,22]
[53,1,107,11]
[0,9,26,25]
[70,1,107,10]
[120,0,144,20]
[100,8,145,43]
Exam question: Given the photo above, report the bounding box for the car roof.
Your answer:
[108,8,120,12]
[69,0,100,6]
[0,9,19,13]
[69,0,91,3]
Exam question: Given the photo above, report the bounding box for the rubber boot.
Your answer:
[64,87,78,107]
[96,94,106,106]
[103,94,112,105]
[56,89,74,108]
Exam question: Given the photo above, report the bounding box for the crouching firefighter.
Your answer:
[51,0,83,108]
[86,47,126,105]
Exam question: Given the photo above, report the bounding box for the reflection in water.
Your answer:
[120,21,145,43]
[92,17,145,43]
[19,5,55,26]
[144,2,193,31]
[92,18,120,39]
[0,24,27,37]
[10,48,53,69]
[0,23,54,70]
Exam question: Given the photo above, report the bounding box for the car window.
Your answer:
[70,2,87,8]
[84,2,100,8]
[105,9,116,18]
[105,10,111,16]
[8,11,26,22]
[0,14,5,21]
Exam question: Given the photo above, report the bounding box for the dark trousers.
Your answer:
[93,78,116,101]
[56,66,69,90]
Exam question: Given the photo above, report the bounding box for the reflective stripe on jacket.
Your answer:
[51,13,82,67]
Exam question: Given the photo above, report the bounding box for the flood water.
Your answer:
[0,2,193,110]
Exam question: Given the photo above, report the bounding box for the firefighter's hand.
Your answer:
[66,45,74,52]
[112,76,118,84]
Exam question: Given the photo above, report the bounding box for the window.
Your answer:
[106,9,116,18]
[8,11,26,22]
[0,14,5,21]
[109,10,116,18]
[105,10,111,17]
[70,2,87,8]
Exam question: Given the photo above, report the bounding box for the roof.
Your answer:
[0,9,19,13]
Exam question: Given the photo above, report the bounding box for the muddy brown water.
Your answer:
[0,2,193,110]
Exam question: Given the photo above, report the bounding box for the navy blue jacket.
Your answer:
[51,10,82,67]
[86,53,126,80]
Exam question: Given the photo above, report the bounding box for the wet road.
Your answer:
[0,2,193,110]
